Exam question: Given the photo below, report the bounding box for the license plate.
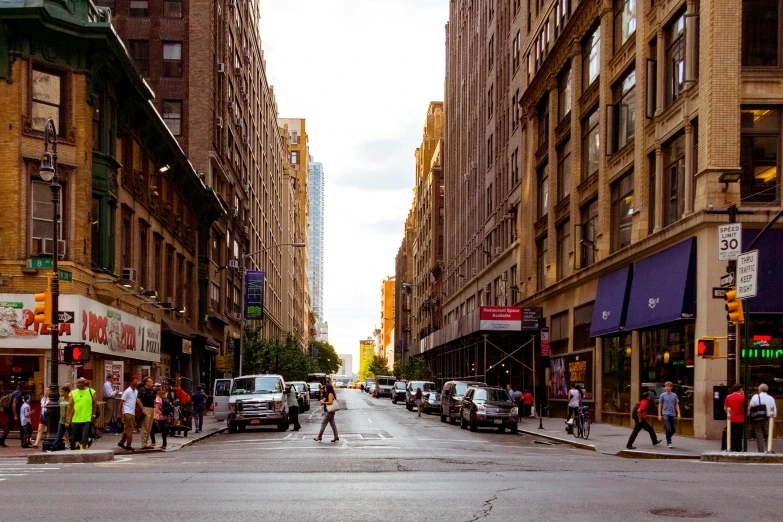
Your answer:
[494,419,503,425]
[250,420,261,425]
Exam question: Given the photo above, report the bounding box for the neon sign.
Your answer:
[753,335,771,348]
[742,348,783,359]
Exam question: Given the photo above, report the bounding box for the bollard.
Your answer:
[768,418,775,454]
[726,407,731,452]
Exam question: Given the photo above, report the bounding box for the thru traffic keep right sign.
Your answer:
[736,250,758,299]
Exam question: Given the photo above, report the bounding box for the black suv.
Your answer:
[440,380,485,424]
[405,381,437,411]
[391,380,407,404]
[459,386,519,433]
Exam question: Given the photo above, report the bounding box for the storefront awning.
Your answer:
[161,318,202,340]
[743,228,783,313]
[624,238,696,331]
[589,264,632,337]
[204,335,221,353]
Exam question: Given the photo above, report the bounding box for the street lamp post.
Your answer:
[39,118,61,451]
[238,242,305,375]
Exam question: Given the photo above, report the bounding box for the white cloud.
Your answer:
[259,0,447,372]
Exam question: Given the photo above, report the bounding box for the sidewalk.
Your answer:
[517,416,783,459]
[0,412,225,459]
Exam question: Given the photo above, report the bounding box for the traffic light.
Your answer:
[724,287,745,325]
[697,338,718,358]
[34,275,52,325]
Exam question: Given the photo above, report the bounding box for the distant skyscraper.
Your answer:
[309,160,326,339]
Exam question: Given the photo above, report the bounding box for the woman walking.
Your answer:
[314,384,339,443]
[32,388,50,448]
[415,388,423,417]
[154,386,167,450]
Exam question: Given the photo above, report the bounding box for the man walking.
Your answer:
[138,377,156,449]
[118,378,141,451]
[285,384,301,431]
[66,378,97,450]
[0,383,24,447]
[626,392,662,449]
[191,385,207,433]
[506,384,515,402]
[523,388,534,418]
[657,381,681,449]
[748,383,777,453]
[103,374,117,431]
[724,384,745,452]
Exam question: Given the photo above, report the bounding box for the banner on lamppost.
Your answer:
[245,271,265,320]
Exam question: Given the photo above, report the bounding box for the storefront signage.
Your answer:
[521,307,543,330]
[216,355,234,370]
[742,348,783,359]
[718,223,742,260]
[245,271,265,320]
[0,294,160,363]
[182,339,192,354]
[736,250,758,299]
[479,306,522,331]
[549,350,594,401]
[540,327,550,357]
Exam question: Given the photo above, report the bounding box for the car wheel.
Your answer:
[228,422,237,434]
[470,421,477,432]
[237,424,246,432]
[392,398,397,404]
[510,425,518,435]
[449,415,457,425]
[440,411,446,423]
[460,416,467,430]
[278,416,288,432]
[497,425,505,433]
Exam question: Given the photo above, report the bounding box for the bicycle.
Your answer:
[573,405,591,440]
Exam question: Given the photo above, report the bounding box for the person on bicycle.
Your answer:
[565,384,581,433]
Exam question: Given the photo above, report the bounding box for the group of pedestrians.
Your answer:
[724,383,778,453]
[505,385,534,417]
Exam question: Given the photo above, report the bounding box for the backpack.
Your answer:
[161,398,174,416]
[0,393,11,410]
[631,401,641,422]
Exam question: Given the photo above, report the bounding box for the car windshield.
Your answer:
[454,383,469,396]
[395,382,406,390]
[426,393,440,400]
[473,389,508,402]
[308,383,320,390]
[410,382,436,392]
[231,377,282,395]
[291,383,305,392]
[377,378,395,386]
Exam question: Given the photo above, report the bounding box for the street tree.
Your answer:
[308,340,341,375]
[369,354,390,376]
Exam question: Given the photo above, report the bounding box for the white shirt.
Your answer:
[568,389,581,408]
[120,387,138,415]
[749,392,777,418]
[103,381,116,399]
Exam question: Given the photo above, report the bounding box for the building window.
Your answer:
[537,163,549,219]
[614,0,636,51]
[162,42,183,78]
[665,13,687,106]
[583,25,601,89]
[573,301,595,351]
[512,89,520,130]
[557,139,572,201]
[164,0,183,18]
[602,334,631,413]
[512,31,521,71]
[511,147,520,185]
[488,0,495,20]
[487,84,494,120]
[611,171,634,252]
[486,183,493,215]
[31,180,64,255]
[580,199,598,268]
[139,221,149,290]
[612,69,636,151]
[120,206,134,271]
[31,68,64,134]
[550,310,569,355]
[488,34,495,71]
[742,0,779,67]
[556,221,572,281]
[664,133,686,226]
[641,323,695,418]
[162,101,182,136]
[538,95,549,148]
[129,40,150,77]
[487,134,494,167]
[536,236,548,291]
[582,109,600,178]
[648,152,656,235]
[558,64,572,121]
[740,108,780,203]
[291,150,299,164]
[166,245,175,301]
[129,0,149,17]
[92,93,101,152]
[91,197,101,269]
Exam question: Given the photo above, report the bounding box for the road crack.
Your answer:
[466,487,521,522]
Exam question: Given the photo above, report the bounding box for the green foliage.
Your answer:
[369,355,390,376]
[308,340,341,375]
[359,353,374,379]
[394,357,432,381]
[242,328,312,382]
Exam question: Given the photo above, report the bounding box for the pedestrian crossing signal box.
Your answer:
[697,338,718,358]
[63,343,91,364]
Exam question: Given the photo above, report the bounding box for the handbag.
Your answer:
[749,394,768,423]
[326,400,340,413]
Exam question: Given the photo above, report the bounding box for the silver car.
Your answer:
[227,374,289,433]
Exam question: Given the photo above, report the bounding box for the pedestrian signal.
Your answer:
[724,287,744,324]
[63,343,91,364]
[697,338,717,358]
[34,276,53,325]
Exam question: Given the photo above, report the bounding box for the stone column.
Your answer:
[654,144,664,232]
[656,28,665,115]
[684,121,694,216]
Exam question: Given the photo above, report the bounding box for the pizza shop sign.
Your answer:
[0,294,160,362]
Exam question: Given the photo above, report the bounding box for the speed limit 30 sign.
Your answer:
[718,223,742,261]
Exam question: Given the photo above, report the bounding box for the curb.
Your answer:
[701,451,783,464]
[112,427,228,455]
[173,427,227,450]
[27,449,114,464]
[518,429,597,452]
[616,449,699,460]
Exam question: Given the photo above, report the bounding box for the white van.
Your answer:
[213,378,233,421]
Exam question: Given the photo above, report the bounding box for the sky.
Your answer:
[259,1,449,373]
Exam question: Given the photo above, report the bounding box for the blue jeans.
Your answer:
[51,423,67,451]
[663,415,676,444]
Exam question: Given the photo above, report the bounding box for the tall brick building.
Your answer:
[419,0,783,440]
[100,0,301,367]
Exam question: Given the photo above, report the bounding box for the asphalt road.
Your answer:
[3,389,782,521]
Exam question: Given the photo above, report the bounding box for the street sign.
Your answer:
[58,270,72,282]
[712,287,728,299]
[718,223,742,260]
[522,307,543,330]
[57,311,75,323]
[540,327,550,357]
[736,250,758,299]
[719,272,735,287]
[26,257,53,269]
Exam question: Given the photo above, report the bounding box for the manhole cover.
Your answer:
[649,508,713,518]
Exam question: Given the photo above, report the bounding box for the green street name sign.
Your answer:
[26,258,53,269]
[58,270,72,282]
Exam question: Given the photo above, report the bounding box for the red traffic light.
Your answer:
[63,343,91,363]
[697,339,716,358]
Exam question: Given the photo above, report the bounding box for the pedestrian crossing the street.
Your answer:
[0,459,61,481]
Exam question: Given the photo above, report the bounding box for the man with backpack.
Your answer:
[0,384,25,447]
[626,391,662,450]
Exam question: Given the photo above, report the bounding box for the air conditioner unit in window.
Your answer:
[484,284,491,294]
[234,66,242,76]
[243,183,250,193]
[122,268,137,284]
[39,238,66,259]
[243,225,249,234]
[471,268,477,277]
[231,207,239,218]
[500,272,507,281]
[216,117,223,128]
[217,63,225,73]
[495,247,502,255]
[228,259,239,269]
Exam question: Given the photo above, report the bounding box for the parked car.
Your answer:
[405,381,437,411]
[227,374,289,433]
[440,380,485,424]
[288,381,311,412]
[422,392,441,414]
[391,380,407,404]
[367,383,377,395]
[364,378,376,393]
[308,382,323,399]
[459,386,519,433]
[375,376,396,398]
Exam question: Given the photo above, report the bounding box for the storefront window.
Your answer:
[743,315,783,398]
[601,334,631,414]
[640,323,695,418]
